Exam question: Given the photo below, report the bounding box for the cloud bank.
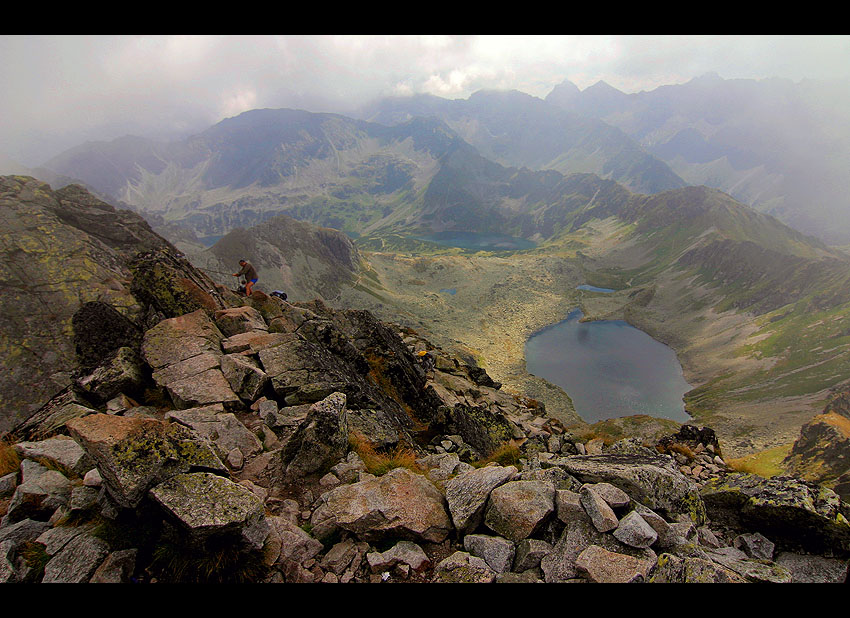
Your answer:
[1,35,848,165]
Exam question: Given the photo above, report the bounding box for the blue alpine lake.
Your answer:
[416,231,536,251]
[576,284,616,293]
[525,309,692,423]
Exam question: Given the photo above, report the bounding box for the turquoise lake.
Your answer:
[525,308,692,423]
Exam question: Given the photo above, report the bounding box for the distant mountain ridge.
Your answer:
[545,74,850,244]
[40,96,687,243]
[355,89,686,195]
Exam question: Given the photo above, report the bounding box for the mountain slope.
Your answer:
[356,89,686,195]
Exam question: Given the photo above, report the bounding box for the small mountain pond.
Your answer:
[525,308,692,423]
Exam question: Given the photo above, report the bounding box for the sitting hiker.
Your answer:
[233,259,258,296]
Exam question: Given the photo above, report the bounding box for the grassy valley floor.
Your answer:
[335,221,840,460]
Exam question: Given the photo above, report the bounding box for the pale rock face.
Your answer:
[580,484,619,533]
[315,467,452,543]
[444,465,518,534]
[575,544,654,583]
[484,480,556,542]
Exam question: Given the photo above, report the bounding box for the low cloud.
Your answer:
[1,35,848,166]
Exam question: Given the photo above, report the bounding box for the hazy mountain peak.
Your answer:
[584,80,625,95]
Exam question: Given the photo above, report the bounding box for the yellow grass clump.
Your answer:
[726,443,793,478]
[349,432,421,476]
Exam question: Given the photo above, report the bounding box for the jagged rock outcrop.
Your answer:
[783,388,850,501]
[700,472,850,557]
[0,176,172,433]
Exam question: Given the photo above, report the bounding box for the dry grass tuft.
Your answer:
[473,442,522,468]
[657,441,697,461]
[349,432,421,476]
[0,439,21,477]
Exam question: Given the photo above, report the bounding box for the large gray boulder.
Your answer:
[312,467,452,543]
[142,310,241,410]
[41,532,110,583]
[166,405,263,462]
[12,436,92,476]
[277,392,349,482]
[484,480,555,542]
[4,461,72,523]
[575,544,654,583]
[463,534,516,573]
[444,465,518,535]
[214,306,268,337]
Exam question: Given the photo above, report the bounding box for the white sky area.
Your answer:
[2,34,849,165]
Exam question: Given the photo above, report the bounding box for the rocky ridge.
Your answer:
[1,177,848,583]
[1,249,848,583]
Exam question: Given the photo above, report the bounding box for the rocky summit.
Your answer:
[0,178,849,584]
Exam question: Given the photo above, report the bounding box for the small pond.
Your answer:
[576,284,616,293]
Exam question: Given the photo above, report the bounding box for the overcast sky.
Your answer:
[2,34,849,166]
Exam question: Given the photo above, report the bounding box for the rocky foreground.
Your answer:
[1,249,849,584]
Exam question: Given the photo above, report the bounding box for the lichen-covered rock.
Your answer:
[431,551,497,583]
[0,177,168,435]
[166,405,263,462]
[445,465,518,535]
[148,472,264,540]
[66,414,226,508]
[700,472,850,556]
[315,467,452,543]
[129,249,229,320]
[647,553,745,583]
[704,547,793,583]
[277,392,349,482]
[484,480,556,542]
[555,453,706,525]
